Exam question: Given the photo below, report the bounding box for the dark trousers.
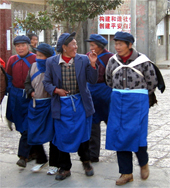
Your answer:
[57,140,90,170]
[89,123,101,159]
[89,121,107,159]
[34,145,48,164]
[117,146,148,174]
[49,141,60,167]
[31,142,60,166]
[33,142,59,165]
[18,131,32,159]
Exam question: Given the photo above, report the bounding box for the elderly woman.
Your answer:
[85,34,113,162]
[105,31,164,185]
[43,32,98,180]
[24,43,59,175]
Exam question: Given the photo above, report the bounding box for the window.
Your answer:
[157,36,164,46]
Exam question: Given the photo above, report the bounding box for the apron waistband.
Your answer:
[112,88,148,94]
[60,93,80,112]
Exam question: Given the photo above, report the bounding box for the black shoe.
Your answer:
[16,157,27,168]
[82,161,94,176]
[55,168,71,180]
[90,157,99,163]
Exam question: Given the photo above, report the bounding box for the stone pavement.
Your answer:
[0,69,170,188]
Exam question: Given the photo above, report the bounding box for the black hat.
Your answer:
[85,34,108,46]
[35,43,54,57]
[13,35,30,45]
[114,31,135,44]
[57,32,76,52]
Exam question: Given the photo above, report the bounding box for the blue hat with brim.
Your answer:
[13,35,30,45]
[114,31,135,44]
[35,43,54,57]
[57,32,76,52]
[85,34,108,46]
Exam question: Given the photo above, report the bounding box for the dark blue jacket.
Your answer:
[43,54,98,119]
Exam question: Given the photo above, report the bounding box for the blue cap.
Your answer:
[85,34,108,46]
[13,35,30,45]
[57,32,76,52]
[35,43,54,57]
[114,31,135,44]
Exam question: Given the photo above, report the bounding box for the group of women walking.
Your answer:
[5,31,165,186]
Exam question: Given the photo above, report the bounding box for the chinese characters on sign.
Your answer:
[98,15,131,35]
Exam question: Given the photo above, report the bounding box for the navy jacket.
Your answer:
[43,54,98,119]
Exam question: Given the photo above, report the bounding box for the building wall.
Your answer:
[156,17,169,62]
[86,0,169,64]
[0,3,12,64]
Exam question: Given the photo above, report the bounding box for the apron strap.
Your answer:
[67,95,78,112]
[111,54,151,77]
[31,71,41,82]
[11,53,34,68]
[97,52,111,68]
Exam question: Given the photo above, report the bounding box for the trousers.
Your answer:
[117,146,148,174]
[18,131,32,159]
[89,121,107,159]
[57,140,90,170]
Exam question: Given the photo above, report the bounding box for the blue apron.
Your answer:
[87,82,112,124]
[87,52,112,124]
[6,86,30,133]
[52,93,92,153]
[106,89,149,152]
[6,53,34,133]
[27,98,54,145]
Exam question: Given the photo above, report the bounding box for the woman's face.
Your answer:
[15,43,29,57]
[62,39,78,58]
[36,51,47,59]
[31,36,38,48]
[114,40,132,57]
[89,42,103,55]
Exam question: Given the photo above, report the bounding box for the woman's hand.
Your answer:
[54,88,69,96]
[89,50,97,67]
[31,92,35,98]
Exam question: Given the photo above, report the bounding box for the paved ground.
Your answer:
[0,68,170,188]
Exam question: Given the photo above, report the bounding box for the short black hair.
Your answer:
[27,33,38,40]
[64,36,74,46]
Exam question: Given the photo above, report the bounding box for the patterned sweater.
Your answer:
[105,48,158,94]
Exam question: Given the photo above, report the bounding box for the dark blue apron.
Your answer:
[6,86,30,133]
[88,52,112,124]
[106,89,149,152]
[52,93,92,153]
[27,70,54,145]
[27,98,54,145]
[6,54,34,133]
[87,82,112,124]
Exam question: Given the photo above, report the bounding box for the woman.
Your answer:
[105,31,161,185]
[43,32,98,181]
[25,43,59,175]
[85,34,113,162]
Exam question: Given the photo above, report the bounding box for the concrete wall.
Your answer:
[156,0,168,24]
[156,16,170,63]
